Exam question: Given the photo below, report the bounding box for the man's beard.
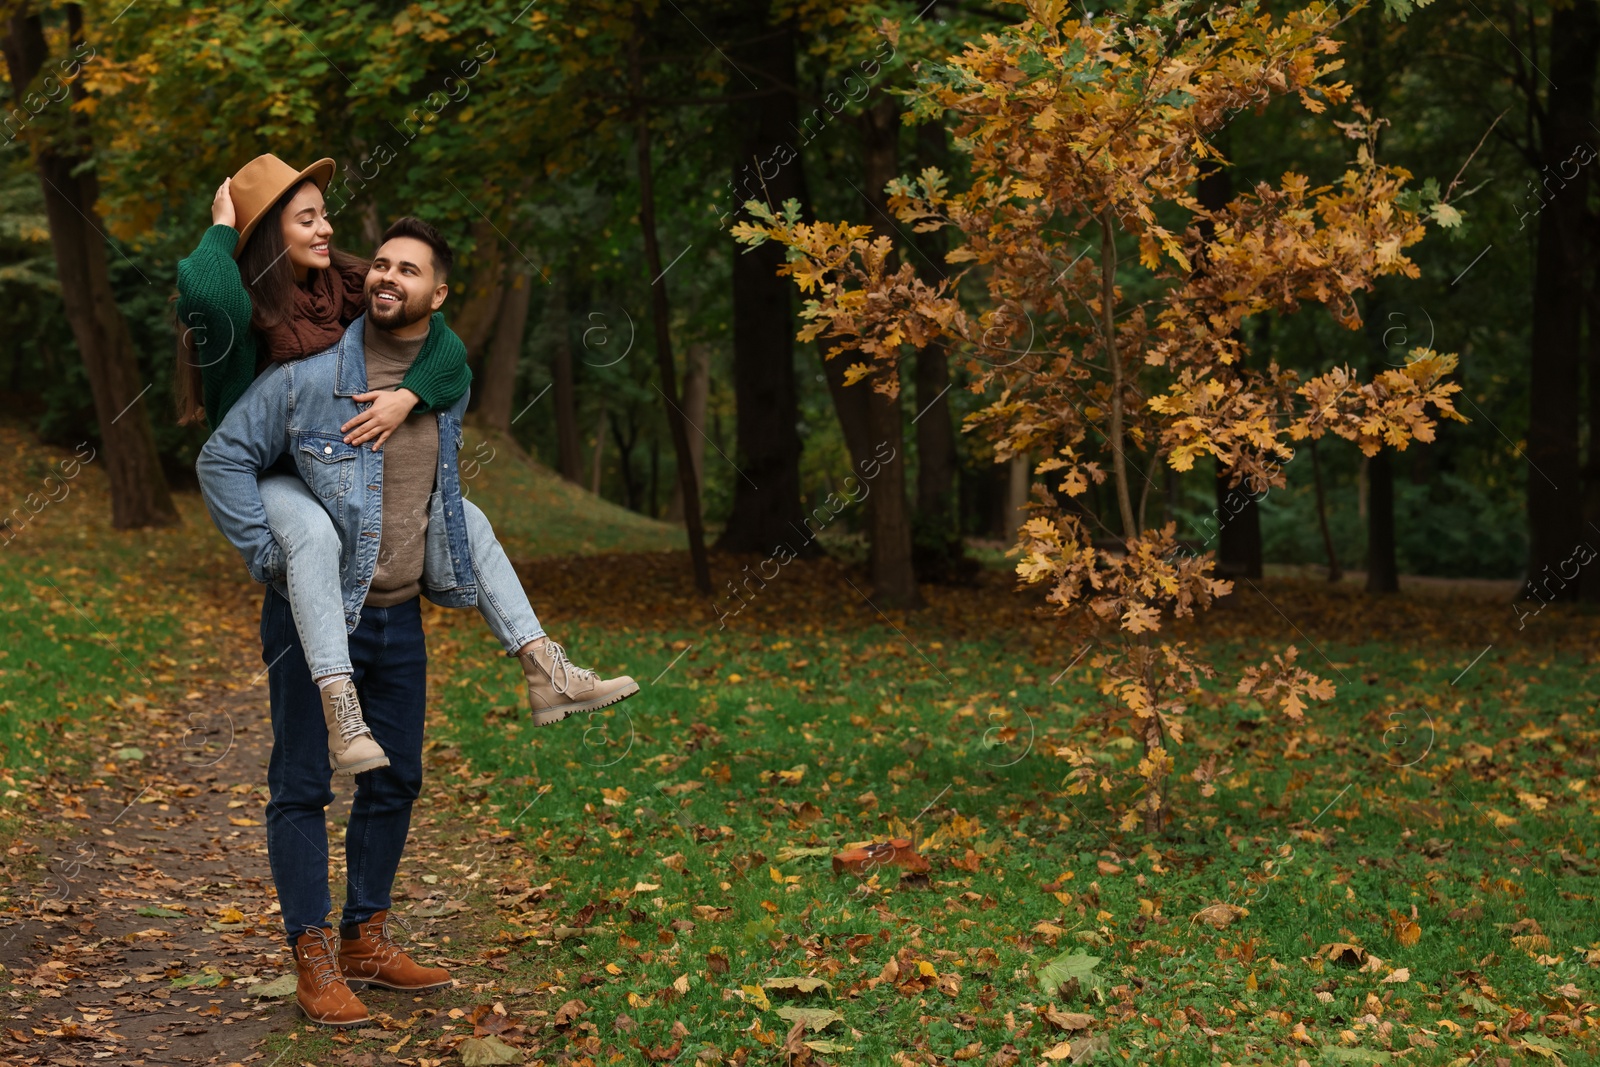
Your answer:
[366,285,429,331]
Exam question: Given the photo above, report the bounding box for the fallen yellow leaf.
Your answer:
[1193,902,1247,929]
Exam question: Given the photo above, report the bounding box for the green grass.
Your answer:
[461,424,686,560]
[0,561,199,774]
[4,421,1597,1063]
[0,502,242,779]
[419,611,1600,1066]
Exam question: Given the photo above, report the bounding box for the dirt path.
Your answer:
[0,677,536,1067]
[0,681,295,1065]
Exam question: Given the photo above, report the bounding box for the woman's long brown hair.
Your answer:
[174,178,368,426]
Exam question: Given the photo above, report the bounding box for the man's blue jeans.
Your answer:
[260,584,426,947]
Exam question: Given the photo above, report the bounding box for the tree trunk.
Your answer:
[863,374,919,607]
[452,221,506,376]
[816,337,918,606]
[630,9,711,595]
[3,3,176,530]
[843,97,919,607]
[666,341,709,523]
[717,7,810,557]
[1366,448,1399,593]
[1138,645,1170,835]
[1527,0,1598,601]
[649,437,660,518]
[546,272,584,483]
[1194,135,1259,577]
[480,268,533,433]
[1310,437,1341,582]
[590,406,607,496]
[360,200,383,252]
[1100,210,1137,540]
[610,411,641,512]
[818,344,872,479]
[1585,258,1600,601]
[1006,453,1030,543]
[1355,292,1401,594]
[1213,467,1263,579]
[910,120,968,582]
[914,343,957,509]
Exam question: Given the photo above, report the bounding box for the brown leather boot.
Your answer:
[320,677,389,776]
[517,638,639,726]
[293,927,369,1028]
[338,909,451,991]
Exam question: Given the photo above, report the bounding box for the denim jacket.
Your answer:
[196,314,477,631]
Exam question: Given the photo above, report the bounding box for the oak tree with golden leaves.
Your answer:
[735,0,1463,833]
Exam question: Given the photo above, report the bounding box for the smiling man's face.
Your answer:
[364,236,447,334]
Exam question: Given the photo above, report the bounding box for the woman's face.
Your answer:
[279,183,333,281]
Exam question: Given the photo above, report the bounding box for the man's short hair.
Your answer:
[380,217,454,282]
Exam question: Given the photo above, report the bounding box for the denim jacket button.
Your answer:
[323,445,333,455]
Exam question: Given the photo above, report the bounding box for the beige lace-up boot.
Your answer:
[320,678,389,775]
[517,639,639,726]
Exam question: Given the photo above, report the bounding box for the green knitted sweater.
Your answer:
[177,224,472,432]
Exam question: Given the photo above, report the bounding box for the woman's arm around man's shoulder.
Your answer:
[401,312,473,414]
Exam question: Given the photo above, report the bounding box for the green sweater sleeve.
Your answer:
[176,224,257,431]
[401,312,473,412]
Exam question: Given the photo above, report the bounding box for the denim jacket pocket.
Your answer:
[294,433,359,504]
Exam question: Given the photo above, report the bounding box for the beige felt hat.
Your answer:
[228,153,336,256]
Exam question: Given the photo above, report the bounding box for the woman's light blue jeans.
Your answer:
[258,471,544,680]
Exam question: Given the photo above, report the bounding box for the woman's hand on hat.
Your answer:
[211,177,236,229]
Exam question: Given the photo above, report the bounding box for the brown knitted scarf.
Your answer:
[257,261,368,363]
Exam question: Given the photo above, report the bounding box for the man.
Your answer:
[195,218,545,1026]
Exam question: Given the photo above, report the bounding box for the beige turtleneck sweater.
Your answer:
[362,325,439,607]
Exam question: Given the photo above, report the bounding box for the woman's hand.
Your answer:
[343,388,419,450]
[212,177,236,228]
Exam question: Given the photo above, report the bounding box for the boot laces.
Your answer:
[365,914,404,964]
[543,641,597,696]
[302,928,343,990]
[330,684,371,743]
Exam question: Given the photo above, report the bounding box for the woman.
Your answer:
[176,153,638,776]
